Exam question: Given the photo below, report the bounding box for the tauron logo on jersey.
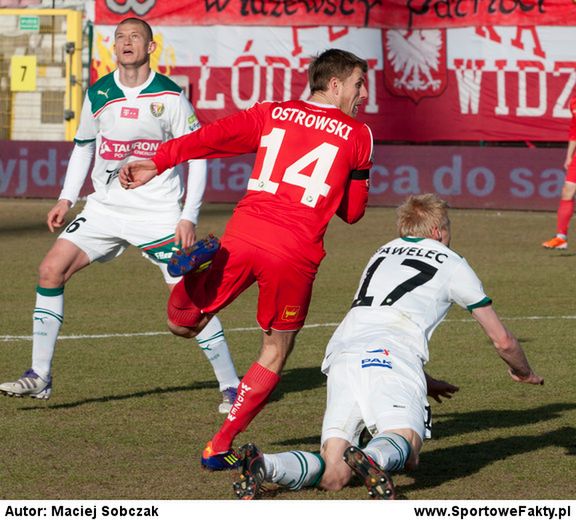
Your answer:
[281,306,301,321]
[384,29,447,103]
[121,107,139,119]
[150,102,165,117]
[99,137,162,160]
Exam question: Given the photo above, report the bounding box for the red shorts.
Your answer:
[167,234,316,331]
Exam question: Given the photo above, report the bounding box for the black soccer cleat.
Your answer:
[343,446,396,500]
[232,443,266,500]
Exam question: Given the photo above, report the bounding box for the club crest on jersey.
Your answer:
[281,306,301,321]
[150,102,165,117]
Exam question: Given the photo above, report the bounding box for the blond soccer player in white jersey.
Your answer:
[0,18,240,412]
[232,193,544,500]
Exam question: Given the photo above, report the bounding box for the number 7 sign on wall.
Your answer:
[11,55,37,92]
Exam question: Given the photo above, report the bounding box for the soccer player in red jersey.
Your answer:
[120,48,373,470]
[542,95,576,249]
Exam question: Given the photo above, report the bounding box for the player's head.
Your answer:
[114,18,156,68]
[308,49,368,117]
[396,194,451,246]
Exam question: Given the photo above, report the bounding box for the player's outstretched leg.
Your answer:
[194,315,240,414]
[343,446,396,500]
[0,369,52,400]
[167,234,220,277]
[232,443,266,500]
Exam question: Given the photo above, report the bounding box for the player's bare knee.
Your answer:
[167,320,196,338]
[37,259,65,287]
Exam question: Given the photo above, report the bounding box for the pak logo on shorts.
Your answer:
[150,102,165,117]
[281,306,300,321]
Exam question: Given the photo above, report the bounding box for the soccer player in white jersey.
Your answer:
[232,193,544,500]
[0,18,240,413]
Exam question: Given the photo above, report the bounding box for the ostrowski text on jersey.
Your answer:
[153,99,374,273]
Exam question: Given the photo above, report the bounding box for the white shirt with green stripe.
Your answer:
[60,69,205,223]
[322,236,491,372]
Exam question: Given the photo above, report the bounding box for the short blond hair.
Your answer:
[396,194,450,238]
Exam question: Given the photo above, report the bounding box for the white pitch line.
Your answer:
[1,315,576,343]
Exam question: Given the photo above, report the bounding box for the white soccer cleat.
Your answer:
[0,369,52,399]
[218,386,238,414]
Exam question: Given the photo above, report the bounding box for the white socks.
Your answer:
[31,286,64,381]
[263,451,325,490]
[363,432,411,472]
[195,316,240,391]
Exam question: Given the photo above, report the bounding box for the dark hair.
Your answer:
[116,18,153,42]
[308,49,368,94]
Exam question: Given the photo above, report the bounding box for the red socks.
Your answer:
[211,362,280,453]
[557,199,574,236]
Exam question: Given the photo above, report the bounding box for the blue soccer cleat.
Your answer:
[201,441,240,471]
[167,234,220,277]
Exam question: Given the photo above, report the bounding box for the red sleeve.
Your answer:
[336,123,373,224]
[569,96,576,141]
[336,170,370,223]
[153,104,266,173]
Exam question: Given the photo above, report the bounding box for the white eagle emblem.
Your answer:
[384,29,447,103]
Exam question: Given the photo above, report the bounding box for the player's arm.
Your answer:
[48,140,95,232]
[566,98,576,169]
[175,159,207,248]
[471,305,544,385]
[120,106,264,189]
[49,95,97,231]
[424,372,459,403]
[169,94,206,248]
[336,169,369,223]
[336,125,373,223]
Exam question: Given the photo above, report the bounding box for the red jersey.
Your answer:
[569,96,576,141]
[153,100,373,272]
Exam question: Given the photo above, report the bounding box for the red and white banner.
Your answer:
[0,141,564,211]
[94,0,576,29]
[91,24,574,142]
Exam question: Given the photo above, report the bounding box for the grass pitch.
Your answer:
[0,199,574,500]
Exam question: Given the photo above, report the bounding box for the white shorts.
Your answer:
[321,346,430,447]
[59,204,180,284]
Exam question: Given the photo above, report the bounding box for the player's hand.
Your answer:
[119,160,158,189]
[564,158,571,170]
[508,368,544,385]
[426,375,460,403]
[47,199,72,232]
[175,219,196,249]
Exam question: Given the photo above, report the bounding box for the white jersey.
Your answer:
[322,237,491,372]
[73,69,201,219]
